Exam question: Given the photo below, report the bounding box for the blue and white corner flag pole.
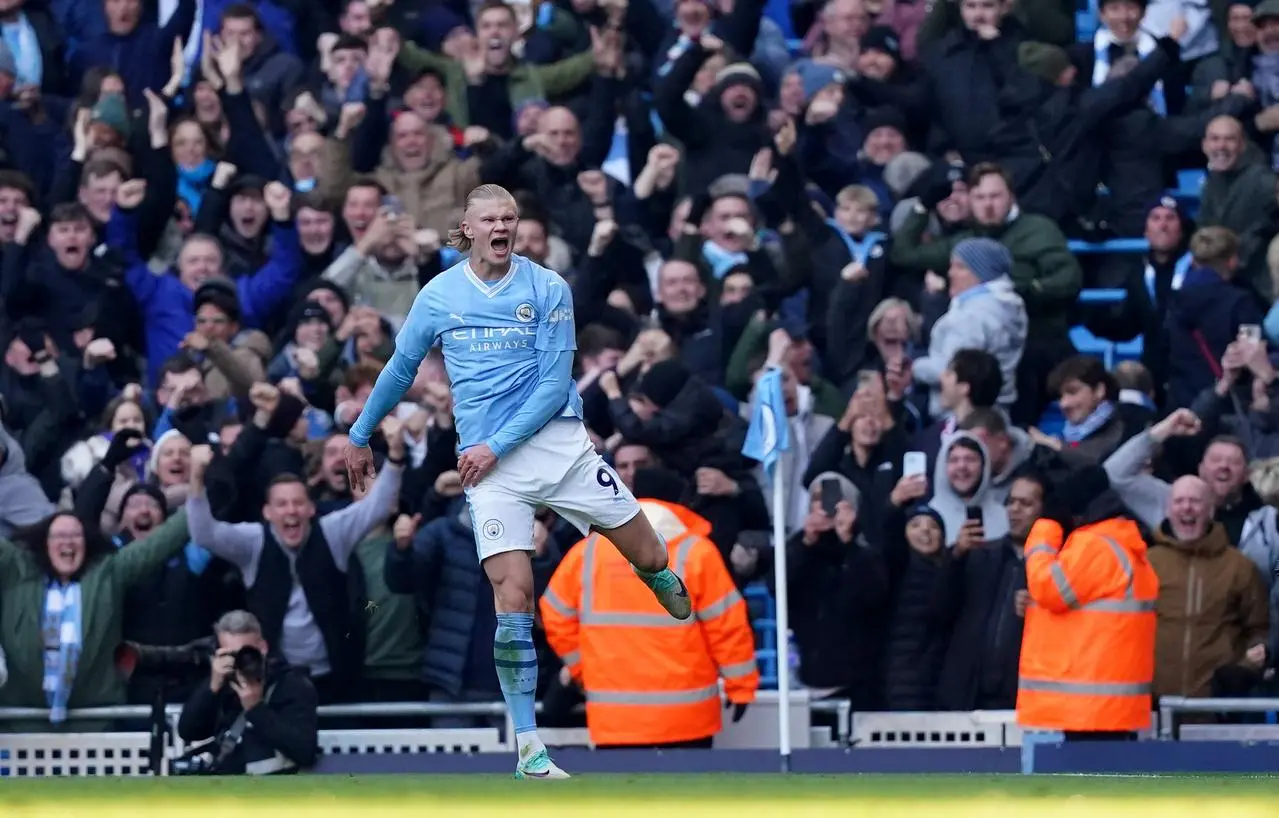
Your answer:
[741,366,792,772]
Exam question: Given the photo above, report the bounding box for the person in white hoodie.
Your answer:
[912,238,1029,419]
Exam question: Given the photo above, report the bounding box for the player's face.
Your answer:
[464,197,518,267]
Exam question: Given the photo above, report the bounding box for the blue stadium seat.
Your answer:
[1075,9,1098,39]
[1038,402,1066,437]
[1177,169,1206,200]
[1070,325,1116,369]
[1067,238,1150,254]
[746,583,779,688]
[1077,288,1127,304]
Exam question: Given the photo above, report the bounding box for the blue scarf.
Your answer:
[1062,400,1116,445]
[43,582,82,724]
[702,241,749,280]
[176,159,217,218]
[1144,252,1194,301]
[825,220,885,266]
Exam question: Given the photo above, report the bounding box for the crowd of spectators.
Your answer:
[0,0,1278,739]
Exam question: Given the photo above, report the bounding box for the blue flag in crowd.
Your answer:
[742,367,790,478]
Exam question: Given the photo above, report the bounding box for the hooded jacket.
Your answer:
[912,278,1028,418]
[0,423,56,538]
[1148,521,1269,698]
[928,432,1010,546]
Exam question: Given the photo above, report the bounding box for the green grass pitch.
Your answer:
[2,774,1279,817]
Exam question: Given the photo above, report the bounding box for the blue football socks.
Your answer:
[495,612,542,755]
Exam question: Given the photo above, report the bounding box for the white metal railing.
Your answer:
[1157,696,1279,741]
[8,697,1269,777]
[0,693,847,776]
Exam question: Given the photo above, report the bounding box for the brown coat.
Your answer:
[201,330,272,401]
[373,126,481,237]
[1148,522,1269,698]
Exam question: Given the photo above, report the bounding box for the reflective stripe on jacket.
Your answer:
[1016,517,1158,732]
[539,500,759,746]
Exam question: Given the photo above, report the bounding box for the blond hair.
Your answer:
[836,184,879,212]
[447,184,518,252]
[1190,226,1239,273]
[1251,457,1279,506]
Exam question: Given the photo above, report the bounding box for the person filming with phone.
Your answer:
[321,189,442,322]
[176,610,318,775]
[783,471,888,711]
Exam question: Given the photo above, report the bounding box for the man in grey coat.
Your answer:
[912,238,1029,419]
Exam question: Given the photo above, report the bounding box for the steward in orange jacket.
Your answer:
[1017,516,1158,735]
[540,499,759,747]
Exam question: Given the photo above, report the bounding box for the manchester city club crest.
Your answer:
[515,303,536,322]
[483,519,504,540]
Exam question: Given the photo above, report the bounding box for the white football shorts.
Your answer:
[465,419,642,561]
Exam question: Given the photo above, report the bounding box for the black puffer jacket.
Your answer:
[775,529,890,709]
[882,549,953,710]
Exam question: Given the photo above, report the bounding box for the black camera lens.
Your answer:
[233,645,264,682]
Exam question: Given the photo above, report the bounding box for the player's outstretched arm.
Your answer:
[346,292,437,491]
[348,290,439,448]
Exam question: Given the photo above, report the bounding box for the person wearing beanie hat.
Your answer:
[1017,41,1074,86]
[185,279,274,400]
[634,359,692,410]
[90,94,132,144]
[792,58,845,107]
[654,32,771,194]
[911,238,1027,419]
[117,483,171,541]
[220,174,274,278]
[881,500,950,711]
[858,26,901,79]
[952,237,1013,283]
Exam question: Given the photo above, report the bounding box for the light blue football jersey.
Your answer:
[394,254,583,454]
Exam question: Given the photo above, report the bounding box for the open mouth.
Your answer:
[487,37,505,53]
[57,546,76,562]
[134,517,156,534]
[491,236,510,255]
[281,519,304,540]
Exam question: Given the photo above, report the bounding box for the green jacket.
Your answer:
[890,209,1082,339]
[1199,158,1279,301]
[396,45,596,129]
[0,511,190,730]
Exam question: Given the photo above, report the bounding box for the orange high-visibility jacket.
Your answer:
[1017,517,1159,732]
[539,500,759,746]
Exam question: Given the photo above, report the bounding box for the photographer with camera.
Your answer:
[176,610,318,775]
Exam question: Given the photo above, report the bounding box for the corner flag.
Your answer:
[742,366,790,477]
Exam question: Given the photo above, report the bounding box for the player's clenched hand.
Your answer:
[345,441,377,493]
[458,444,497,488]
